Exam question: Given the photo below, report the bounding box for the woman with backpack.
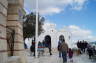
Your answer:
[59,36,69,63]
[58,35,64,58]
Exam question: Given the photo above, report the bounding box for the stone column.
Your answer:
[0,0,8,63]
[7,0,27,63]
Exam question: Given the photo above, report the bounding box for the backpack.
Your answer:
[58,41,61,51]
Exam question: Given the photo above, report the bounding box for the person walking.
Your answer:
[59,38,68,63]
[38,41,44,57]
[68,48,73,62]
[58,35,64,58]
[30,40,35,56]
[87,44,93,59]
[58,40,62,58]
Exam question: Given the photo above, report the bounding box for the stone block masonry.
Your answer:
[0,0,27,63]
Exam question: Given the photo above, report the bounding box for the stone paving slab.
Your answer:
[27,52,96,63]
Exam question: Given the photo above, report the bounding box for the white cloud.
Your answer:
[24,0,88,15]
[71,0,88,10]
[40,7,62,15]
[68,25,91,37]
[67,25,96,42]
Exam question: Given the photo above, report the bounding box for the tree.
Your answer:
[23,12,45,40]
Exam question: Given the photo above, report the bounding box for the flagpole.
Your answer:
[35,0,38,58]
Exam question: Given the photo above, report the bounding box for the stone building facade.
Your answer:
[0,0,27,63]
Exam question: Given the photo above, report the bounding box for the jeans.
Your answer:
[59,51,62,57]
[62,51,67,63]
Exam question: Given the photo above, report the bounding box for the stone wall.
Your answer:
[7,21,27,63]
[7,0,27,63]
[0,0,8,63]
[0,0,27,63]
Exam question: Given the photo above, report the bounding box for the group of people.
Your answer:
[87,44,96,59]
[57,35,73,63]
[77,40,96,59]
[77,40,88,53]
[30,35,73,63]
[26,35,96,63]
[38,41,45,57]
[30,37,52,57]
[30,40,45,57]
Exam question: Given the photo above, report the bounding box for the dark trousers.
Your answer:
[62,51,67,63]
[59,51,62,57]
[49,47,52,55]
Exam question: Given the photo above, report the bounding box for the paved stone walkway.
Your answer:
[27,52,96,63]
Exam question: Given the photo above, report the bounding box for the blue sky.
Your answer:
[24,0,96,42]
[45,0,96,32]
